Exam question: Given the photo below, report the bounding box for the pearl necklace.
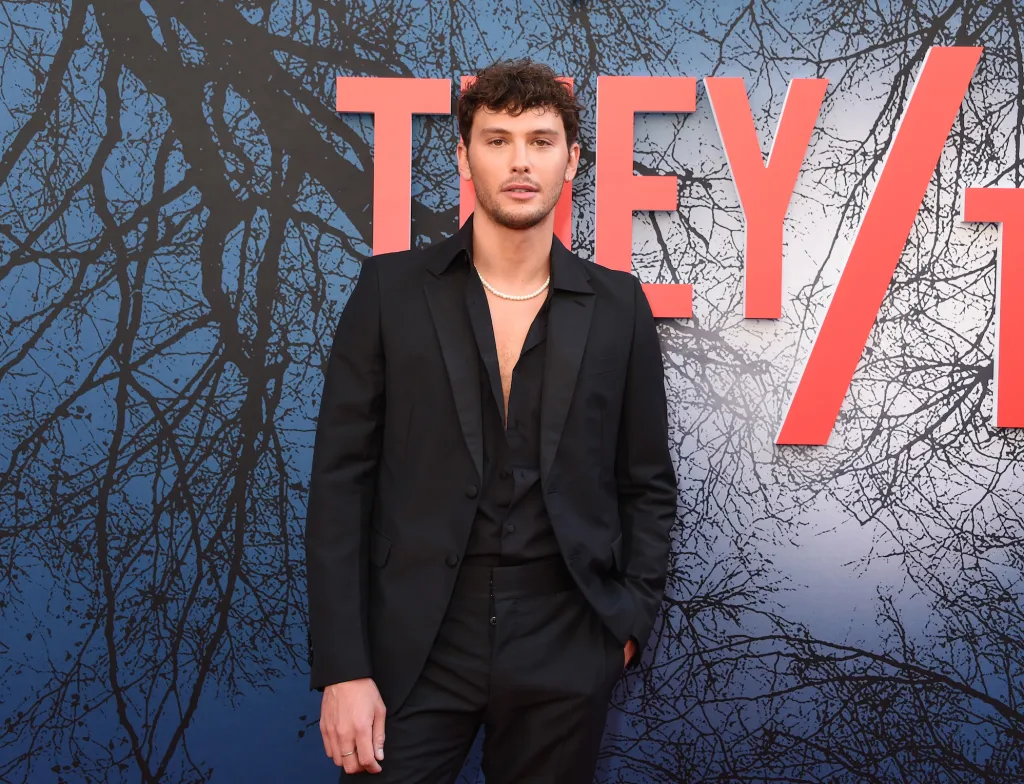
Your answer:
[475,266,550,301]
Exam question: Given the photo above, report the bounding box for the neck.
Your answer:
[471,210,553,289]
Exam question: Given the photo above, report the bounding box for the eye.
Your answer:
[488,138,507,146]
[534,139,553,146]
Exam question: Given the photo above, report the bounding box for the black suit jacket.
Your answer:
[305,215,678,712]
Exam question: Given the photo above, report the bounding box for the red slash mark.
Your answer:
[776,47,982,445]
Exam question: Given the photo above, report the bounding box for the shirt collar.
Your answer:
[427,212,592,294]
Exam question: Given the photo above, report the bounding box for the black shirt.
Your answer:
[461,259,560,566]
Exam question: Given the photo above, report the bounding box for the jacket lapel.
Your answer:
[540,242,594,484]
[423,223,484,483]
[422,219,594,487]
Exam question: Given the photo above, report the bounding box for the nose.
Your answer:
[510,140,531,173]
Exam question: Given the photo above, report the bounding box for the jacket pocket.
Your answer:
[584,353,620,378]
[370,527,392,567]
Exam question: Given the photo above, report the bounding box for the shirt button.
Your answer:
[506,524,515,533]
[465,485,478,498]
[445,553,459,567]
[490,616,497,626]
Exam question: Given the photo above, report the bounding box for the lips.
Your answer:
[502,184,538,193]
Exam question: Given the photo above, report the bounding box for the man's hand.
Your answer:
[320,678,386,775]
[623,638,637,668]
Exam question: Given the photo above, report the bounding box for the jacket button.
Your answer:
[465,485,478,498]
[445,553,459,567]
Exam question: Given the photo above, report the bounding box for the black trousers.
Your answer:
[349,558,624,783]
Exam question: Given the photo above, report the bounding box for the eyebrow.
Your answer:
[477,126,561,136]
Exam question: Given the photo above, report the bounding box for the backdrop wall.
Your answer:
[1,1,1022,782]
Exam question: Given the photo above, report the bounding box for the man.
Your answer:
[305,58,677,782]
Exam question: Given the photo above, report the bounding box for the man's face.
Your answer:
[457,105,580,230]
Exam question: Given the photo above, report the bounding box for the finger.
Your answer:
[338,731,362,774]
[343,751,363,776]
[373,701,387,761]
[356,722,382,774]
[320,696,342,765]
[320,722,339,764]
[335,730,354,768]
[320,721,330,755]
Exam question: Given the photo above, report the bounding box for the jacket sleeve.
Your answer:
[305,257,384,690]
[615,275,678,667]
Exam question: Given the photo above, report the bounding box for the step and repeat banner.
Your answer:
[1,1,1022,782]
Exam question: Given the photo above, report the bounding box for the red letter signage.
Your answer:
[963,187,1024,428]
[336,77,451,254]
[776,47,982,445]
[706,77,828,318]
[595,76,695,318]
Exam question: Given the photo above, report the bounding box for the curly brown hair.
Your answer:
[457,59,583,149]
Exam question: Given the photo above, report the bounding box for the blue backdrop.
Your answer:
[1,1,1022,782]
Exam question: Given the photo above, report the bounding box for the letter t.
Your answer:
[336,77,451,253]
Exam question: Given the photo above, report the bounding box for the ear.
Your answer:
[564,142,581,183]
[457,139,472,181]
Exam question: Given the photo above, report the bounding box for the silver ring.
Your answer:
[341,750,356,757]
